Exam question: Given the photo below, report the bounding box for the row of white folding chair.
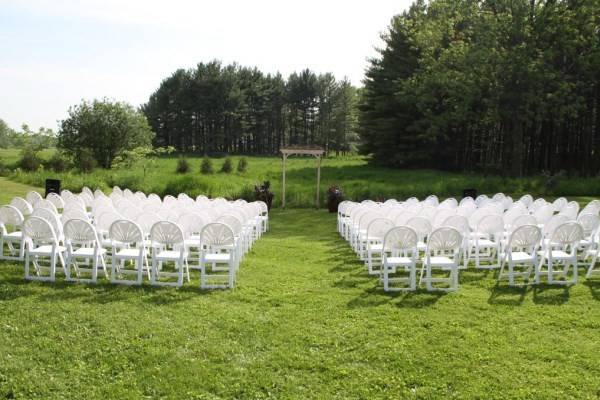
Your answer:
[22,216,238,289]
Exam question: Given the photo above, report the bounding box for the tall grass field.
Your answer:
[1,148,599,207]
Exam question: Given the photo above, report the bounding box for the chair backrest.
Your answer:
[533,205,554,225]
[393,211,416,226]
[96,211,123,232]
[23,216,58,243]
[543,215,570,238]
[366,218,394,241]
[46,192,65,209]
[150,221,184,246]
[443,215,470,236]
[519,194,534,207]
[512,214,537,231]
[177,213,205,237]
[508,224,541,250]
[34,199,58,214]
[0,205,24,228]
[61,209,90,226]
[476,214,504,236]
[577,213,600,236]
[64,219,100,245]
[26,191,43,206]
[10,197,33,216]
[134,212,162,236]
[426,227,462,252]
[383,226,418,253]
[552,197,568,212]
[433,209,455,227]
[406,216,432,240]
[109,219,143,244]
[30,208,62,238]
[558,201,579,220]
[550,222,584,247]
[200,223,235,248]
[216,214,243,236]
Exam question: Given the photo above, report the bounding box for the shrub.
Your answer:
[237,157,248,173]
[176,157,190,174]
[200,156,213,174]
[78,150,97,173]
[47,151,70,172]
[220,157,233,173]
[18,147,42,171]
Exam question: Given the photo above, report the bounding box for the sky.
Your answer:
[0,0,411,131]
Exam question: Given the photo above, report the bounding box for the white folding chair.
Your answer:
[365,218,395,275]
[199,223,236,289]
[498,225,541,286]
[23,216,66,282]
[535,222,583,285]
[64,219,107,283]
[109,220,149,285]
[150,221,189,287]
[381,226,418,291]
[419,227,462,292]
[0,205,25,261]
[10,197,33,217]
[472,215,504,269]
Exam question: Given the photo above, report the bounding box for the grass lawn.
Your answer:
[2,207,600,398]
[0,177,42,205]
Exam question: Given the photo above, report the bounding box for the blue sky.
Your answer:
[0,0,410,131]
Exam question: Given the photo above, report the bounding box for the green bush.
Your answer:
[237,157,248,173]
[200,156,213,174]
[18,147,42,171]
[78,150,97,173]
[176,157,190,174]
[46,151,71,172]
[220,157,233,173]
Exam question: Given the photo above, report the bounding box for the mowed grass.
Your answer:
[1,208,600,398]
[3,147,600,207]
[0,177,42,205]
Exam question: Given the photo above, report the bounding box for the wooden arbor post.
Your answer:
[280,146,325,209]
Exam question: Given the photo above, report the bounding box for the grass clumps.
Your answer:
[237,157,248,173]
[200,156,213,174]
[176,157,190,174]
[220,157,233,173]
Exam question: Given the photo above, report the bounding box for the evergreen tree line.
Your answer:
[359,0,600,176]
[142,61,359,155]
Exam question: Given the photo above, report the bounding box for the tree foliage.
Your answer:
[142,62,359,155]
[58,99,154,168]
[359,0,600,176]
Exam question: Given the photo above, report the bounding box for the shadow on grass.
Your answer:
[346,281,447,309]
[488,283,529,306]
[583,279,600,301]
[531,284,571,305]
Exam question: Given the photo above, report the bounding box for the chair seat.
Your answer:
[477,239,497,247]
[4,231,22,240]
[507,251,535,263]
[72,247,106,257]
[368,244,383,251]
[29,245,66,256]
[538,250,572,259]
[203,253,231,262]
[115,248,143,258]
[386,256,413,265]
[417,242,427,251]
[424,256,456,267]
[184,239,200,248]
[155,250,186,261]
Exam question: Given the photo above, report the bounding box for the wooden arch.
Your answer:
[280,146,325,209]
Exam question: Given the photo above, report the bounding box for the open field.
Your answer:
[2,208,600,398]
[1,148,600,208]
[2,166,600,398]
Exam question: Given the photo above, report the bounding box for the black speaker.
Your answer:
[462,188,477,199]
[45,179,61,197]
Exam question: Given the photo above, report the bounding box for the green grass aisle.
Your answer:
[1,210,600,398]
